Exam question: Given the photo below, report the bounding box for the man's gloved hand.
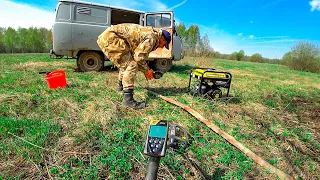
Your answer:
[145,69,154,80]
[153,71,163,79]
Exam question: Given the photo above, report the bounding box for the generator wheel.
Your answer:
[77,51,104,72]
[212,89,222,99]
[56,55,64,59]
[151,59,172,72]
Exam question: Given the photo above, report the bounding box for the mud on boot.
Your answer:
[123,89,146,109]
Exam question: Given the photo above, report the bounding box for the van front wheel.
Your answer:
[77,51,104,72]
[150,59,172,72]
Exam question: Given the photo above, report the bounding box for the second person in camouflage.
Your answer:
[97,23,171,109]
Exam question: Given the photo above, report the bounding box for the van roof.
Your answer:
[60,0,145,13]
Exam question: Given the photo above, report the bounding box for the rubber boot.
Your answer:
[123,89,146,109]
[117,81,123,92]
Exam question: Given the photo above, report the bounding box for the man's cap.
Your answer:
[161,30,171,49]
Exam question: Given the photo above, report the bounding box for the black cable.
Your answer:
[181,152,211,180]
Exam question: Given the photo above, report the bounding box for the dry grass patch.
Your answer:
[11,61,74,71]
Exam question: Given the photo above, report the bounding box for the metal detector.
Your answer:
[144,120,189,180]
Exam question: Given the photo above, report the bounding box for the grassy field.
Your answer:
[0,54,319,179]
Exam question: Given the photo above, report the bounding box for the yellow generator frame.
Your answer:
[188,68,232,98]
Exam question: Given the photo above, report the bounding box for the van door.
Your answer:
[173,28,184,61]
[144,12,173,59]
[53,2,72,56]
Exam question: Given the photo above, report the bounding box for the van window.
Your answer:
[146,14,171,28]
[56,3,71,21]
[161,14,171,27]
[74,5,108,25]
[111,10,140,25]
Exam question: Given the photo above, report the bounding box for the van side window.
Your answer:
[74,5,107,25]
[161,14,171,27]
[56,3,71,21]
[146,14,171,28]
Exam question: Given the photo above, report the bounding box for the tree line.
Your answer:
[0,27,52,54]
[0,24,284,65]
[1,25,319,73]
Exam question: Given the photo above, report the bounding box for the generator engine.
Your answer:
[191,82,223,99]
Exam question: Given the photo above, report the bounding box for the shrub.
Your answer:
[282,41,320,73]
[236,50,245,61]
[249,53,263,62]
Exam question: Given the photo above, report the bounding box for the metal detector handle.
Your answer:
[145,157,160,180]
[39,71,51,75]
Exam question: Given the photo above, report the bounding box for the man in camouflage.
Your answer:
[97,23,171,109]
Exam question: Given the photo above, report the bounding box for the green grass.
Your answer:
[0,54,319,179]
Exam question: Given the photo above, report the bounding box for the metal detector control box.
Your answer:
[144,120,168,157]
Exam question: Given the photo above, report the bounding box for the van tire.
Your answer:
[151,59,172,72]
[77,51,104,72]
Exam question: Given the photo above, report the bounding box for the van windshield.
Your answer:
[146,13,171,28]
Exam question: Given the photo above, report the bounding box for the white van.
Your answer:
[51,0,184,72]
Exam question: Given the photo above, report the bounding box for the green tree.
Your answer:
[281,51,292,65]
[1,26,53,53]
[176,22,187,40]
[185,24,200,51]
[4,27,17,53]
[198,34,213,56]
[286,41,320,73]
[0,27,5,53]
[45,29,53,52]
[249,53,263,62]
[26,27,45,53]
[229,52,238,60]
[236,50,245,61]
[17,27,28,53]
[37,28,48,53]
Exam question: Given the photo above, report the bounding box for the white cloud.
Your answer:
[0,0,173,29]
[247,39,298,45]
[101,0,187,12]
[249,35,254,39]
[168,0,188,10]
[150,0,168,11]
[310,0,320,11]
[0,0,55,29]
[252,36,289,40]
[237,33,243,36]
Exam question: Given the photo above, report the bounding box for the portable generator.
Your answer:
[188,68,232,99]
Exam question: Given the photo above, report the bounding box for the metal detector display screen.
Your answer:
[149,126,167,138]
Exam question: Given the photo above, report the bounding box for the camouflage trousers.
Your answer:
[97,31,144,90]
[118,61,145,90]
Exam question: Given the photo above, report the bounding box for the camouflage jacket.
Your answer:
[100,24,162,73]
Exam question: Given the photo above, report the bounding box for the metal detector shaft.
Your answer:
[145,157,160,180]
